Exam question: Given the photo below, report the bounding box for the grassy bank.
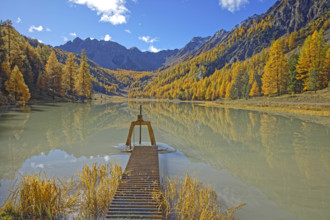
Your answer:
[93,89,330,126]
[0,163,242,219]
[200,89,330,127]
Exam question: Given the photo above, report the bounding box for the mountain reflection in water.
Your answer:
[0,102,329,220]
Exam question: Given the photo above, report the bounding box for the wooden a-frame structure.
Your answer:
[125,105,156,150]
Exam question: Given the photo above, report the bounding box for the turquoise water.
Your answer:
[0,102,329,219]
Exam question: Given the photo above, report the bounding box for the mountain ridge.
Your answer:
[130,0,329,100]
[56,37,180,71]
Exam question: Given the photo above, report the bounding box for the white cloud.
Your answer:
[219,0,249,13]
[28,25,43,33]
[69,0,129,25]
[16,17,21,23]
[104,34,111,41]
[70,32,77,37]
[149,45,160,53]
[38,39,43,43]
[138,36,157,43]
[104,155,110,162]
[125,29,131,34]
[132,0,138,3]
[63,36,68,42]
[46,28,51,32]
[90,37,95,40]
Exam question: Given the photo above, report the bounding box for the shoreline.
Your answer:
[93,90,330,127]
[2,90,329,127]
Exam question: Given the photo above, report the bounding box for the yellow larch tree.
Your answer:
[297,30,328,90]
[288,31,297,50]
[225,82,232,99]
[262,38,288,96]
[249,81,260,97]
[36,73,46,92]
[5,65,30,104]
[63,53,78,96]
[325,49,330,86]
[75,50,92,99]
[219,81,226,98]
[1,59,11,79]
[45,50,63,97]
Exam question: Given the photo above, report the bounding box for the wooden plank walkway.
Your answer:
[106,146,163,219]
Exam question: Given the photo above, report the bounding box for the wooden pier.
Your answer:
[106,146,162,219]
[107,106,163,219]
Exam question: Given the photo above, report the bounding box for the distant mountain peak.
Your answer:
[56,38,178,71]
[72,37,83,42]
[129,46,139,51]
[175,36,211,57]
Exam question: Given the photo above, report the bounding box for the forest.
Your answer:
[0,20,93,105]
[1,11,329,105]
[0,20,152,105]
[130,15,330,100]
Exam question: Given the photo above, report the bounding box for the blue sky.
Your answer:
[1,0,277,52]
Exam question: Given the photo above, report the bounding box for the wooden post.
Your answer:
[125,106,156,149]
[139,105,142,145]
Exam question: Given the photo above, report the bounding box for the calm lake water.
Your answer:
[0,102,329,219]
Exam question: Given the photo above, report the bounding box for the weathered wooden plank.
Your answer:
[106,146,163,219]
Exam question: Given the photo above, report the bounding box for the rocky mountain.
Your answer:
[188,0,330,65]
[56,37,179,71]
[164,36,211,66]
[130,0,329,100]
[178,36,211,56]
[57,0,329,74]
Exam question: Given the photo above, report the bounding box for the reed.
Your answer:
[77,161,122,219]
[0,161,123,219]
[156,173,245,220]
[1,163,242,219]
[0,173,78,219]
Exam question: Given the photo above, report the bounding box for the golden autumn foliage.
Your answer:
[5,65,30,104]
[0,22,122,103]
[0,59,11,79]
[45,50,63,97]
[1,15,329,103]
[249,81,260,97]
[130,14,329,101]
[63,53,78,95]
[325,49,330,83]
[288,31,297,50]
[262,38,288,96]
[75,50,92,99]
[297,29,328,90]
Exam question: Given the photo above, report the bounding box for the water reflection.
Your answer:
[138,102,330,220]
[0,102,329,219]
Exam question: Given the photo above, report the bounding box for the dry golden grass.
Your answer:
[0,173,78,219]
[155,173,245,220]
[0,161,123,219]
[199,89,330,118]
[77,161,122,218]
[1,164,243,219]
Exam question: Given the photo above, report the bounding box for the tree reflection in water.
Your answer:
[0,102,329,219]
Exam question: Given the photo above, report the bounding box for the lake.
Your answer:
[0,102,329,219]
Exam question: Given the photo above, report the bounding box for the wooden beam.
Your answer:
[125,121,157,147]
